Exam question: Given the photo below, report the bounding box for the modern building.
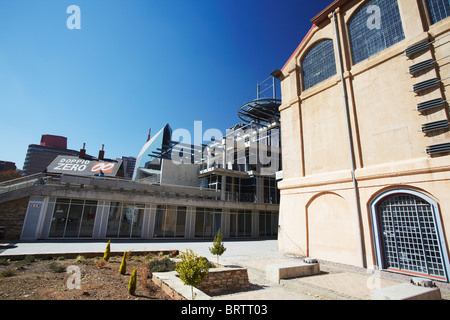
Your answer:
[0,81,281,242]
[22,135,80,175]
[276,0,450,282]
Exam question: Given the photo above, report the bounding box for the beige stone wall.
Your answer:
[278,0,450,270]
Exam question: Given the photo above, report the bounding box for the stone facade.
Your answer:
[197,267,250,296]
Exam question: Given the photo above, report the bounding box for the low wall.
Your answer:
[197,267,250,296]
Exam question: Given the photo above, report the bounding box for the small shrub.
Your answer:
[119,251,127,275]
[49,262,66,273]
[148,257,176,274]
[103,240,111,262]
[128,268,137,295]
[0,269,15,278]
[76,255,86,264]
[24,255,36,263]
[96,259,106,269]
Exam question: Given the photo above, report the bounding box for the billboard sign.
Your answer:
[47,155,122,177]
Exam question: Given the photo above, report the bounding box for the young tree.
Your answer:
[209,229,226,264]
[103,240,111,262]
[128,268,137,295]
[175,249,209,300]
[119,251,127,275]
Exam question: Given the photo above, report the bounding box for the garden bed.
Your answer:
[0,251,178,300]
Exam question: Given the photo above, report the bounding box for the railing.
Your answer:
[0,173,49,194]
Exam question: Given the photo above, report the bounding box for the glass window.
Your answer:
[194,207,221,238]
[48,198,98,238]
[348,0,405,65]
[426,0,450,24]
[301,39,337,90]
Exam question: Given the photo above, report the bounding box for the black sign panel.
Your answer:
[47,156,122,177]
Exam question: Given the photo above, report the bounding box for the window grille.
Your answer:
[301,39,337,90]
[426,0,450,24]
[426,142,450,154]
[377,194,447,280]
[348,0,405,65]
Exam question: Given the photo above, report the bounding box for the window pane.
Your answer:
[119,205,134,237]
[79,203,97,237]
[49,202,69,237]
[176,207,187,238]
[64,204,83,237]
[154,205,165,238]
[164,206,177,237]
[348,0,405,65]
[131,205,144,238]
[426,0,450,24]
[302,39,337,90]
[195,208,205,237]
[106,203,121,237]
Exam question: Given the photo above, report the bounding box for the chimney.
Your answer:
[147,128,151,142]
[79,143,86,159]
[98,144,105,160]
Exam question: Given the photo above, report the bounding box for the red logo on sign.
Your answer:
[91,162,115,173]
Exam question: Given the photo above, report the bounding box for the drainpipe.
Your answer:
[332,10,366,268]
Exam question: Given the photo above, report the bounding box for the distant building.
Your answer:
[0,161,16,172]
[120,156,136,180]
[23,134,80,175]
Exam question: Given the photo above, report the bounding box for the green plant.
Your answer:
[128,268,137,295]
[175,249,209,300]
[209,229,226,264]
[23,255,36,263]
[119,251,127,275]
[103,240,111,262]
[0,269,15,278]
[76,255,86,264]
[49,262,66,273]
[148,257,176,274]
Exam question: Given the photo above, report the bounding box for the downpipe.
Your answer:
[333,10,366,268]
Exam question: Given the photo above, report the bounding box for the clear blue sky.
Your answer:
[0,0,330,169]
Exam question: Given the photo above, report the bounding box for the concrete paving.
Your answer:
[1,239,449,300]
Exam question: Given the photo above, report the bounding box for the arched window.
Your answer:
[348,0,405,65]
[301,39,337,91]
[370,189,450,281]
[425,0,450,24]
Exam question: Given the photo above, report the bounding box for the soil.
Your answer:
[0,254,172,300]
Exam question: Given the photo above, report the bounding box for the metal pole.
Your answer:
[333,10,366,268]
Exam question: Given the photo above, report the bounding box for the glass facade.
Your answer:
[348,0,405,65]
[154,205,187,238]
[49,198,98,238]
[426,0,450,24]
[229,209,252,238]
[105,202,145,238]
[301,39,337,90]
[195,207,222,238]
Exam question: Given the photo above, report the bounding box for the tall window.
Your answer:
[426,0,450,24]
[301,39,337,90]
[348,0,405,65]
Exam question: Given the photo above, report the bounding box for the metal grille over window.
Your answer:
[348,0,405,65]
[301,39,337,90]
[377,194,447,281]
[426,0,450,25]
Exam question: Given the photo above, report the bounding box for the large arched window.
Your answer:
[370,189,450,281]
[348,0,405,65]
[425,0,450,24]
[301,39,337,91]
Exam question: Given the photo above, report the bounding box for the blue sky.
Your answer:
[0,0,330,169]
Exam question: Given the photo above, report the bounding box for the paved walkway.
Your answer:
[1,239,448,300]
